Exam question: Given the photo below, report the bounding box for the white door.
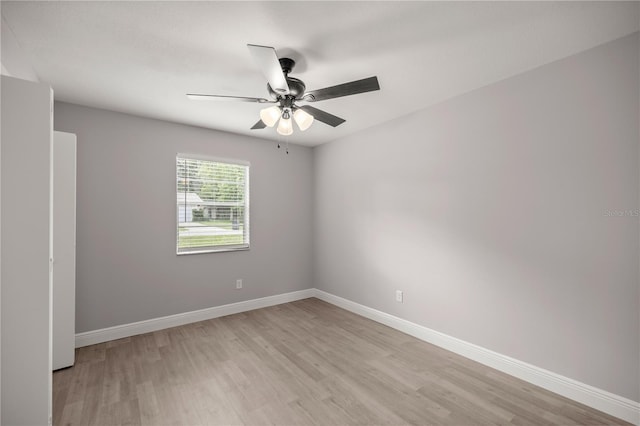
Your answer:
[52,131,77,370]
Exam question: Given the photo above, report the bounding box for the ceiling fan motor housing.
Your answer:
[268,77,306,100]
[267,57,306,100]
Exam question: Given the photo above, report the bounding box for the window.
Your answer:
[176,154,249,254]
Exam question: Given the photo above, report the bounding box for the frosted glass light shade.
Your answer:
[260,106,281,127]
[294,109,314,131]
[277,116,293,136]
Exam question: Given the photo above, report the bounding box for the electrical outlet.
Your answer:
[395,290,403,303]
[236,279,243,289]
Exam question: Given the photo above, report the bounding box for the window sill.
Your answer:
[177,245,250,255]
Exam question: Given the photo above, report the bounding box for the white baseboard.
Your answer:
[312,289,640,425]
[75,289,315,348]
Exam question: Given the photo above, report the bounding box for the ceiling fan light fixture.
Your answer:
[293,108,314,131]
[259,105,281,127]
[277,113,293,136]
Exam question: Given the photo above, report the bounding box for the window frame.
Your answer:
[176,153,250,255]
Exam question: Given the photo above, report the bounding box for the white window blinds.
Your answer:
[176,154,250,254]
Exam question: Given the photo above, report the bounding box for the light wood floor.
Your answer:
[54,298,629,426]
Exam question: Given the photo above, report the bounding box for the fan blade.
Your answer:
[302,76,379,102]
[187,93,274,103]
[298,105,346,127]
[251,120,267,130]
[247,44,290,95]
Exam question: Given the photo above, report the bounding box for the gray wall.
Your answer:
[54,103,313,333]
[1,75,52,425]
[314,33,639,401]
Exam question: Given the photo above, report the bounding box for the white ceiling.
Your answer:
[2,1,638,147]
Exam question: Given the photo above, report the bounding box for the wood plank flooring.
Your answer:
[54,298,630,425]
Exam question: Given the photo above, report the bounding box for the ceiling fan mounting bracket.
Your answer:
[279,57,295,75]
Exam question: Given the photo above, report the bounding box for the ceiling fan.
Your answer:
[187,44,380,136]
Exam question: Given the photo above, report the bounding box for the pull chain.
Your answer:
[275,134,289,154]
